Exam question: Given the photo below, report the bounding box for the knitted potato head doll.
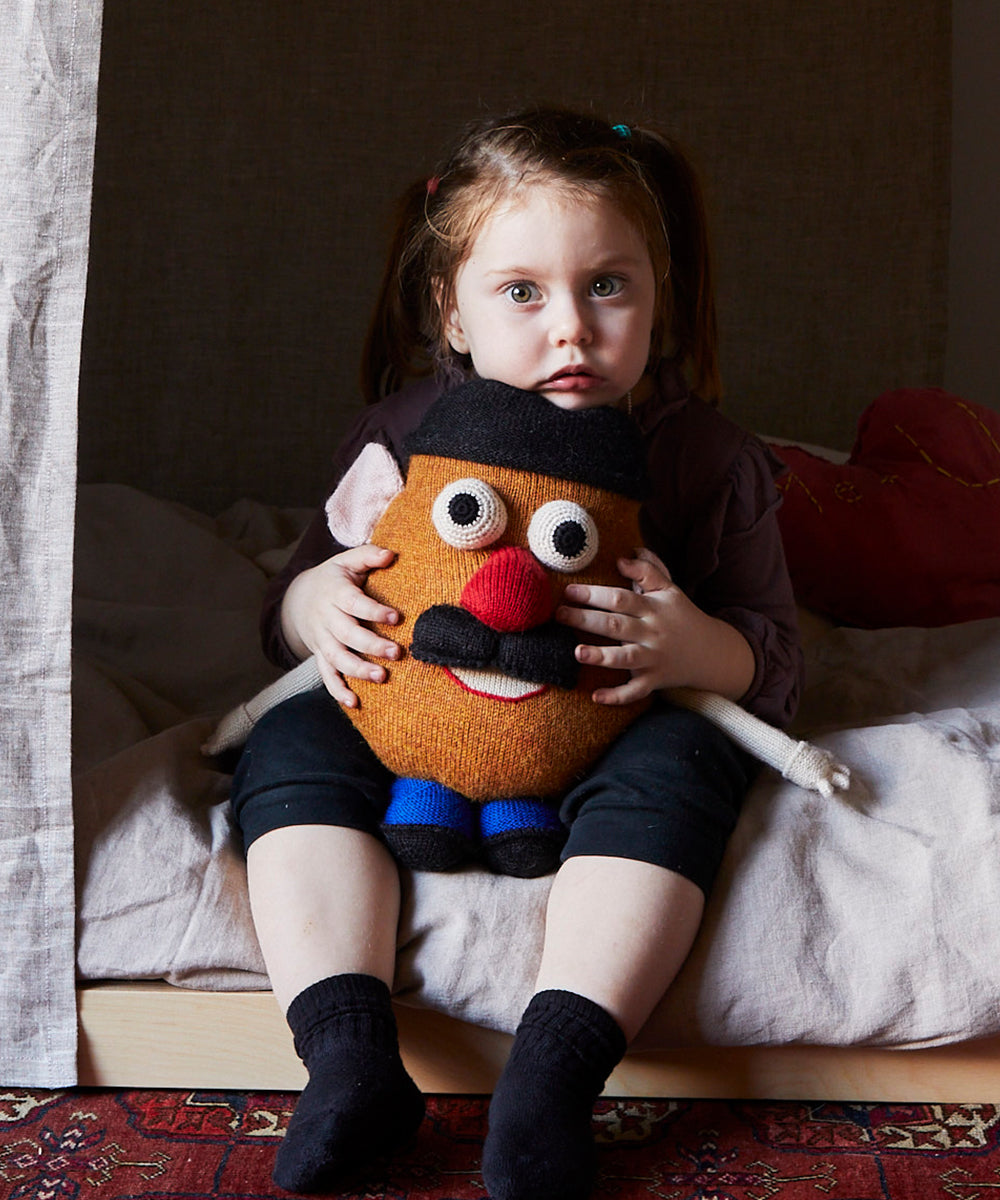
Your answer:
[327,379,652,877]
[205,381,851,866]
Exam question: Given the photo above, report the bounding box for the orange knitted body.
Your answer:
[346,453,650,799]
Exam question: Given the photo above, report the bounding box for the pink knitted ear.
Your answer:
[325,442,404,546]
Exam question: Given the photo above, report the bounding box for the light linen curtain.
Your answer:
[1,0,102,1086]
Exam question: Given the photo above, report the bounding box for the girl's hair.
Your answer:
[361,106,721,404]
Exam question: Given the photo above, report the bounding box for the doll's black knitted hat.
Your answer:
[402,379,649,499]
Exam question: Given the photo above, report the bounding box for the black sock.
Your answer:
[482,989,627,1200]
[273,973,425,1193]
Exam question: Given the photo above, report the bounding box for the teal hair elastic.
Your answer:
[611,123,632,139]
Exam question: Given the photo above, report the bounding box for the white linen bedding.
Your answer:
[73,483,1000,1051]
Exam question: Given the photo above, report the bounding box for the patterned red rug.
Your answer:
[2,1090,998,1198]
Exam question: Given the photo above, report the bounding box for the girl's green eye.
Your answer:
[507,283,536,304]
[591,276,622,298]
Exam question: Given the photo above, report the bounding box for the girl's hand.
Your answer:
[279,545,401,707]
[556,548,756,706]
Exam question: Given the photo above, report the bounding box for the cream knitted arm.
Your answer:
[665,687,850,796]
[201,656,324,755]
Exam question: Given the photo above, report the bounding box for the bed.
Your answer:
[70,381,1000,1097]
[9,0,993,1102]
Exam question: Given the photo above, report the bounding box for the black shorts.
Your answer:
[229,687,754,896]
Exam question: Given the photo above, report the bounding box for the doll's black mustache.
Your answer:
[410,605,580,690]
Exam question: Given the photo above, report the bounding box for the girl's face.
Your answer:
[442,185,657,410]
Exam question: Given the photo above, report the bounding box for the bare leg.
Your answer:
[246,823,401,1012]
[534,854,704,1041]
[483,855,703,1200]
[246,824,423,1193]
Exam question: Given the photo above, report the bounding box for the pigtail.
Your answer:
[633,130,722,403]
[360,179,437,404]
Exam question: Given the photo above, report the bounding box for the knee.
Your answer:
[229,688,390,826]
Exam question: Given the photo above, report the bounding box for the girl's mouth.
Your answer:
[542,368,604,392]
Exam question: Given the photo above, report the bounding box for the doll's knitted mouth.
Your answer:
[410,604,580,691]
[443,666,547,702]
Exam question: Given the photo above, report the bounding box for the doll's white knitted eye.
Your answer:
[431,477,508,549]
[527,501,599,572]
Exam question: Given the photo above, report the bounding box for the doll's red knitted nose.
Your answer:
[460,546,555,633]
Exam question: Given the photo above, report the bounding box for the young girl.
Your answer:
[231,107,802,1198]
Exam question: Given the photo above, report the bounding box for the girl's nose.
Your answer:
[460,546,555,632]
[549,296,592,346]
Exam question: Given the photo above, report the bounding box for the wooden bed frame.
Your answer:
[76,982,1000,1102]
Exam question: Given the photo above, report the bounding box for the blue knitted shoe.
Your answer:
[381,778,477,871]
[480,798,567,878]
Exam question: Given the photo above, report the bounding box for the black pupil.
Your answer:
[448,492,481,527]
[552,520,586,559]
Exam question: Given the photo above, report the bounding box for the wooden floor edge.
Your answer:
[76,982,1000,1101]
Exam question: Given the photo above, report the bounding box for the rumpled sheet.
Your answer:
[74,484,1000,1049]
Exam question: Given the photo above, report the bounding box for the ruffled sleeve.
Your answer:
[692,441,804,726]
[640,401,803,728]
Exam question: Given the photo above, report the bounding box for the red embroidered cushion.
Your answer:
[770,388,1000,628]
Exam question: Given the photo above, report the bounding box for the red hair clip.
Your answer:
[426,176,440,196]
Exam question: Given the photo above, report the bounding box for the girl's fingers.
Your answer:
[315,642,392,708]
[333,614,401,661]
[349,593,400,627]
[616,549,673,594]
[575,639,645,671]
[558,599,638,643]
[319,630,393,679]
[314,655,358,708]
[562,581,634,612]
[590,675,652,706]
[331,570,399,628]
[337,543,398,575]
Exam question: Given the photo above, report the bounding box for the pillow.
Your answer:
[769,388,1000,628]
